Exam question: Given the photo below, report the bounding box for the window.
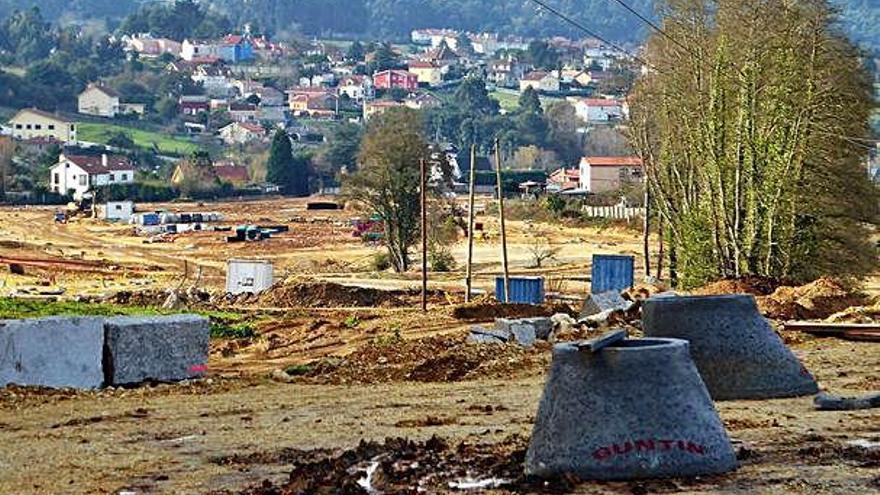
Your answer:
[53,173,59,184]
[25,124,31,130]
[115,205,122,211]
[15,124,22,129]
[48,125,55,130]
[121,173,128,181]
[109,174,115,182]
[34,124,41,130]
[79,175,87,186]
[70,125,75,132]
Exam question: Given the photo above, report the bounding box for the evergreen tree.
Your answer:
[266,129,293,191]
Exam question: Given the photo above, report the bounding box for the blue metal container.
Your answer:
[591,254,635,294]
[142,213,160,226]
[496,276,545,304]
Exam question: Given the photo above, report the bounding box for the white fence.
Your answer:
[582,205,646,221]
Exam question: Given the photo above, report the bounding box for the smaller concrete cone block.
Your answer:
[642,295,818,400]
[525,338,737,480]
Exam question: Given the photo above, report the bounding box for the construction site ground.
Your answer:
[0,197,878,494]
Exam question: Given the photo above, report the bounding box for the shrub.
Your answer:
[372,251,392,271]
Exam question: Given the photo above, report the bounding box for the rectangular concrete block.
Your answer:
[523,317,553,340]
[104,314,209,386]
[0,317,105,389]
[468,325,510,344]
[580,291,633,318]
[510,323,537,348]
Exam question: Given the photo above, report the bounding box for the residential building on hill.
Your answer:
[519,71,561,93]
[578,156,642,193]
[567,97,625,123]
[374,70,419,92]
[78,84,145,118]
[7,109,77,144]
[50,153,135,200]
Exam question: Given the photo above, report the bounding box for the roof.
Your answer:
[235,122,265,133]
[582,156,642,167]
[63,154,135,174]
[11,108,71,124]
[368,100,405,108]
[408,61,438,69]
[82,84,119,98]
[229,102,257,112]
[214,163,250,183]
[375,69,416,78]
[222,34,246,45]
[577,98,622,107]
[522,71,549,81]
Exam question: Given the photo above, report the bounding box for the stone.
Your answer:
[509,323,537,348]
[580,291,633,318]
[814,392,880,411]
[525,338,737,480]
[522,317,553,340]
[550,313,576,336]
[576,329,627,352]
[468,326,510,345]
[103,315,209,386]
[642,294,819,400]
[0,317,104,389]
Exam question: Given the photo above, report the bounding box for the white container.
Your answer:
[226,259,274,295]
[101,201,134,222]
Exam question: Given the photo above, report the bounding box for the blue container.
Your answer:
[591,254,635,294]
[142,213,160,226]
[496,276,545,304]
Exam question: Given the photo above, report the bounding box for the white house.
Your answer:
[519,71,561,93]
[181,39,218,61]
[219,122,265,145]
[569,97,625,123]
[7,108,76,144]
[78,84,146,118]
[338,75,374,103]
[50,153,136,200]
[578,156,642,193]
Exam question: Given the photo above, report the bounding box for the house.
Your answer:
[363,100,405,121]
[405,92,441,110]
[191,64,234,97]
[408,61,443,87]
[181,39,217,61]
[547,167,580,192]
[519,71,561,93]
[8,109,76,144]
[219,122,265,145]
[217,35,254,63]
[252,86,285,107]
[489,58,527,88]
[50,153,136,200]
[561,68,593,87]
[99,201,135,222]
[425,41,461,67]
[568,98,624,123]
[578,156,642,193]
[125,35,181,58]
[228,102,259,122]
[338,75,375,103]
[179,95,210,115]
[373,70,419,92]
[78,84,145,118]
[289,93,337,118]
[213,161,251,185]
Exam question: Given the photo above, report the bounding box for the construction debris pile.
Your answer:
[230,281,451,308]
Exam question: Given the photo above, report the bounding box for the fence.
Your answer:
[581,205,646,221]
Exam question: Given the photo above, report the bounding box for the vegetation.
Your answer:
[266,130,310,196]
[629,0,880,288]
[78,123,201,156]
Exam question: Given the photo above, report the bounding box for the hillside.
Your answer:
[1,0,879,52]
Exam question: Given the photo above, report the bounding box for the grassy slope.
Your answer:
[77,122,201,156]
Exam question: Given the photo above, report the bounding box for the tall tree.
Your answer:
[266,129,310,196]
[629,0,879,287]
[343,108,438,272]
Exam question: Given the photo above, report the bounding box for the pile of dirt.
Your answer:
[756,278,867,321]
[692,276,783,297]
[451,301,574,321]
[102,288,213,308]
[230,281,453,309]
[209,435,583,495]
[826,301,880,323]
[301,334,546,385]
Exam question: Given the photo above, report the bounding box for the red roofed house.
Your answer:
[179,95,210,115]
[374,70,419,91]
[547,167,580,192]
[213,160,251,185]
[50,153,136,200]
[578,156,643,193]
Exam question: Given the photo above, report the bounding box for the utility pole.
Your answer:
[643,184,651,278]
[494,138,510,303]
[420,158,428,312]
[465,144,477,303]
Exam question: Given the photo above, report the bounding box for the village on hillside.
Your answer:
[0,1,879,494]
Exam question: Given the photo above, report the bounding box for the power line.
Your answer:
[606,0,689,53]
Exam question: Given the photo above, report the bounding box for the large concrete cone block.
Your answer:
[525,338,737,480]
[642,295,818,400]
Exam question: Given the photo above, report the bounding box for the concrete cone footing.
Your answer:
[642,295,818,400]
[525,338,737,480]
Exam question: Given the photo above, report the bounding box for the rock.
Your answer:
[550,313,576,335]
[0,317,105,389]
[468,326,510,345]
[509,323,537,348]
[580,291,633,318]
[103,315,209,386]
[814,392,880,411]
[522,317,553,340]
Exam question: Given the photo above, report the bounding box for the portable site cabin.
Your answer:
[100,201,134,222]
[226,259,274,295]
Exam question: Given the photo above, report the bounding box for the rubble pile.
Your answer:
[756,278,866,321]
[451,301,574,321]
[231,281,451,309]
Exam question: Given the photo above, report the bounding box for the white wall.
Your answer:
[226,260,274,295]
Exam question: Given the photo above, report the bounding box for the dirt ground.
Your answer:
[0,337,877,495]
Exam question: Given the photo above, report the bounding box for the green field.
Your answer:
[77,122,202,156]
[489,90,564,113]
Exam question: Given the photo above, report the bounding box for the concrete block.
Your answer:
[526,338,737,480]
[104,315,209,386]
[0,317,104,389]
[510,323,537,348]
[523,317,553,340]
[468,326,510,345]
[580,291,633,318]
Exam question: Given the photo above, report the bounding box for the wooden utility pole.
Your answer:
[494,139,510,303]
[643,185,651,278]
[420,158,428,312]
[465,144,477,303]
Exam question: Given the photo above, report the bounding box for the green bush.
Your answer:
[283,364,312,376]
[210,322,257,339]
[429,245,457,272]
[372,251,392,271]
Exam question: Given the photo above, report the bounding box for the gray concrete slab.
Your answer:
[0,317,105,389]
[580,291,633,318]
[103,314,209,386]
[468,326,509,344]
